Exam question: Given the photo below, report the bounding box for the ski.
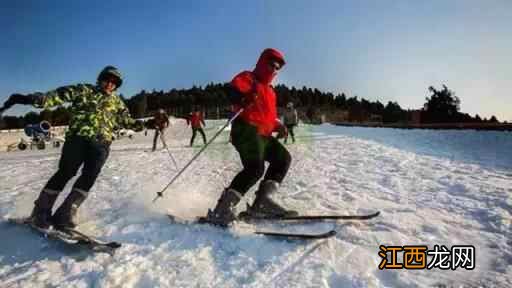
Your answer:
[7,217,121,255]
[253,229,336,239]
[167,214,336,240]
[59,227,122,252]
[238,211,380,222]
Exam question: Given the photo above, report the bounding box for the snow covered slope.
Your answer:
[1,119,510,287]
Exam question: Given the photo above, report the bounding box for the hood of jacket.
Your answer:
[253,48,286,85]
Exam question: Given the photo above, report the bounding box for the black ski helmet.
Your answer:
[98,65,123,88]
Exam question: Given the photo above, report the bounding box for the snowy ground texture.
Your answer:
[1,118,511,288]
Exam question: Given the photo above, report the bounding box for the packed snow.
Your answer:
[0,118,511,287]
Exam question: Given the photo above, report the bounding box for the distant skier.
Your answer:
[204,48,298,226]
[283,102,298,144]
[152,109,170,151]
[187,107,207,147]
[0,66,143,229]
[306,106,315,123]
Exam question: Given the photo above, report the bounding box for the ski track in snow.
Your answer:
[0,119,511,287]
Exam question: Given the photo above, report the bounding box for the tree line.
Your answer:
[0,83,501,129]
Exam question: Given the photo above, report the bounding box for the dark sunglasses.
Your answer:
[102,77,118,85]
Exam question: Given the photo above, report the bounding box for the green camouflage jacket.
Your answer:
[34,84,136,142]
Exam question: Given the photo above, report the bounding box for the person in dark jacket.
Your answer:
[283,102,298,144]
[204,48,298,226]
[0,66,143,229]
[152,109,170,151]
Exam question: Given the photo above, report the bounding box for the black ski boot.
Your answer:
[30,189,59,229]
[202,188,243,227]
[52,189,87,229]
[240,180,298,219]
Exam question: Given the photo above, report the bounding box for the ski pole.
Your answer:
[152,108,244,203]
[159,131,178,170]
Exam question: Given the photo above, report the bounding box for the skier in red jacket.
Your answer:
[187,108,207,146]
[205,48,297,226]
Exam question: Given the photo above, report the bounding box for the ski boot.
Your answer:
[52,188,87,229]
[202,188,243,227]
[30,189,59,229]
[239,180,298,220]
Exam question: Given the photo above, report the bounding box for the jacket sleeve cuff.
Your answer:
[30,93,45,108]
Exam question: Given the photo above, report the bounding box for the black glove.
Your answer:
[3,94,24,110]
[3,93,41,110]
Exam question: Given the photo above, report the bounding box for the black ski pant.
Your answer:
[228,120,291,194]
[190,127,206,146]
[38,135,110,209]
[284,124,296,143]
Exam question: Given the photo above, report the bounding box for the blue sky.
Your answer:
[1,0,511,121]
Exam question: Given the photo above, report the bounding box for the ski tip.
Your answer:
[355,211,380,219]
[196,216,208,224]
[254,229,337,240]
[353,211,380,220]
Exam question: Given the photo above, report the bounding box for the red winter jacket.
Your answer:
[188,111,205,128]
[231,48,286,136]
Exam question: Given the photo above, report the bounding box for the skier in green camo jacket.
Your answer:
[0,66,144,229]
